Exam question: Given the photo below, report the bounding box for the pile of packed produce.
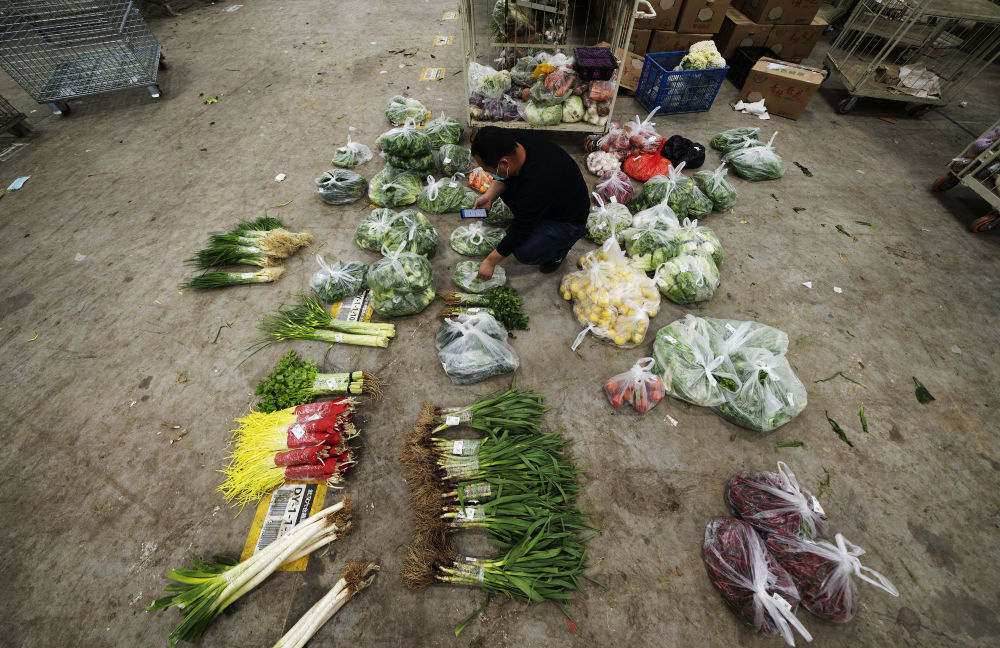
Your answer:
[354,208,438,257]
[711,128,785,182]
[436,310,519,385]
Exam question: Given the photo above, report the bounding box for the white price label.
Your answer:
[240,272,256,279]
[811,496,825,516]
[771,592,793,614]
[725,323,736,334]
[333,334,344,343]
[288,423,306,439]
[452,440,464,455]
[445,415,461,426]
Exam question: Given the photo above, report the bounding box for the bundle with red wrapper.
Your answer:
[765,533,898,623]
[703,517,813,646]
[218,398,360,511]
[725,462,828,540]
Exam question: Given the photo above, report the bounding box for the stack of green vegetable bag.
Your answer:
[367,247,436,316]
[424,113,463,149]
[376,119,435,175]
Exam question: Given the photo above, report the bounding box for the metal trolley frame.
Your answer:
[0,0,164,115]
[932,118,1000,233]
[824,0,1000,115]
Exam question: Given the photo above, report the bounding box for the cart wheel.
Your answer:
[158,54,168,71]
[932,173,959,192]
[148,84,162,99]
[836,97,857,114]
[584,134,601,153]
[47,101,70,116]
[970,213,999,233]
[905,103,932,117]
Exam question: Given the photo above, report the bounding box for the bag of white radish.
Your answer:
[586,195,632,245]
[309,254,368,303]
[435,311,519,385]
[450,222,505,256]
[594,169,634,206]
[713,348,807,432]
[603,357,666,413]
[453,260,506,293]
[693,163,738,211]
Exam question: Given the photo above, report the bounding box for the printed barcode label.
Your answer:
[811,496,825,516]
[445,415,461,426]
[253,484,319,555]
[725,323,736,333]
[240,272,255,279]
[771,592,793,614]
[452,440,464,455]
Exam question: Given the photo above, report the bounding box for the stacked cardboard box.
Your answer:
[738,57,826,119]
[764,16,827,62]
[718,1,827,61]
[716,7,772,59]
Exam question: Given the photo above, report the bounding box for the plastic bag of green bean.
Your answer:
[723,133,784,182]
[710,127,760,153]
[424,112,463,149]
[438,144,473,176]
[331,135,373,168]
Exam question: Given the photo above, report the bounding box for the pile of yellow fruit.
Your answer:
[560,242,660,347]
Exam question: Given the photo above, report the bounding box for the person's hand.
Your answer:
[473,194,493,211]
[477,258,495,280]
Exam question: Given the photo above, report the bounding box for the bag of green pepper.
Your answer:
[653,251,720,304]
[424,112,463,149]
[723,132,784,182]
[369,165,423,207]
[453,260,506,293]
[438,144,472,176]
[417,175,468,214]
[665,162,713,220]
[382,209,439,257]
[693,163,738,212]
[450,221,505,256]
[385,95,430,126]
[330,135,373,168]
[309,254,368,303]
[376,118,432,157]
[713,348,807,432]
[367,244,436,317]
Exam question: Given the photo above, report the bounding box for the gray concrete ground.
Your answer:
[1,1,998,647]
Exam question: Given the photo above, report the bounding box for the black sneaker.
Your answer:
[539,257,565,274]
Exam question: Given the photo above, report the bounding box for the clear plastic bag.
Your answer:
[589,80,614,102]
[367,245,436,317]
[424,112,463,149]
[631,200,679,231]
[703,517,812,646]
[510,55,539,87]
[765,533,899,623]
[523,100,563,125]
[628,174,672,213]
[355,208,400,252]
[594,170,635,206]
[693,163,738,212]
[603,357,666,413]
[435,311,519,385]
[450,222,505,256]
[385,151,436,172]
[652,314,738,406]
[469,62,512,99]
[620,225,679,272]
[469,167,494,193]
[724,461,829,540]
[624,107,664,155]
[453,260,507,293]
[714,349,807,432]
[331,135,373,168]
[528,79,566,107]
[438,144,473,176]
[485,197,514,226]
[418,175,467,214]
[544,64,577,99]
[596,120,631,158]
[703,317,789,359]
[382,209,439,257]
[665,162,713,220]
[562,95,584,123]
[368,166,422,208]
[710,127,760,153]
[724,132,784,182]
[586,151,621,176]
[671,218,723,266]
[314,169,368,205]
[309,255,368,303]
[376,118,432,157]
[654,251,720,304]
[385,95,430,126]
[586,195,632,245]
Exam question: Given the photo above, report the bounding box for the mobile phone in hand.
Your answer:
[461,208,488,219]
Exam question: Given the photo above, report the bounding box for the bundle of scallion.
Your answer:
[181,266,285,290]
[249,295,396,355]
[148,497,352,646]
[272,562,379,648]
[440,286,529,331]
[419,381,548,435]
[254,350,384,413]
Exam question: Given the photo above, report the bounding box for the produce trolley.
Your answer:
[824,0,1000,115]
[0,93,31,136]
[932,118,1000,233]
[0,0,164,115]
[460,0,653,133]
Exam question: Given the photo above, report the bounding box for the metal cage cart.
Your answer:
[0,93,31,136]
[0,0,164,115]
[824,0,1000,115]
[932,118,1000,232]
[461,0,651,133]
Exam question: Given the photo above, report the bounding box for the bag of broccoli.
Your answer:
[438,144,473,176]
[314,169,368,205]
[653,314,738,406]
[523,101,563,126]
[693,163,738,212]
[451,221,506,256]
[587,195,633,245]
[671,218,723,266]
[382,209,439,257]
[309,254,368,303]
[386,95,430,126]
[714,348,807,432]
[724,132,784,182]
[367,245,436,317]
[331,134,373,168]
[453,260,507,293]
[510,55,539,87]
[710,127,760,153]
[628,175,672,213]
[417,175,467,214]
[436,311,519,385]
[376,118,432,157]
[621,225,679,273]
[654,251,720,304]
[425,112,464,149]
[485,197,514,226]
[665,162,713,220]
[369,166,423,208]
[355,208,400,252]
[385,151,436,172]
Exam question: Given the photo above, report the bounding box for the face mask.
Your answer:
[487,159,509,182]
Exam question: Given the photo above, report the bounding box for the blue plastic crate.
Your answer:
[636,52,729,115]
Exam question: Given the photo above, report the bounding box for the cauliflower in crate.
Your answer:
[679,40,726,71]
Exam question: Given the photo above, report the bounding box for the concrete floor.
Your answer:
[1,1,999,647]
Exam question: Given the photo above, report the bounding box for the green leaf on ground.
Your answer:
[913,376,935,404]
[826,411,853,447]
[794,161,813,177]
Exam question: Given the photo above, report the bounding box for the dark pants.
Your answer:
[511,219,587,265]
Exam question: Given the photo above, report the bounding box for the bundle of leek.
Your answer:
[249,296,395,356]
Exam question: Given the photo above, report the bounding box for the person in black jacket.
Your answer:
[470,127,589,279]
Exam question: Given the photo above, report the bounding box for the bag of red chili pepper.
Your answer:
[703,517,813,646]
[764,532,899,623]
[725,462,829,540]
[603,357,666,413]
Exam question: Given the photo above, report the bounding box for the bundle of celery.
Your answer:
[254,350,384,413]
[272,562,378,648]
[148,497,352,646]
[439,286,529,331]
[420,381,548,435]
[181,217,314,289]
[249,295,396,356]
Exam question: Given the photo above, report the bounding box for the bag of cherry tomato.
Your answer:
[603,357,666,413]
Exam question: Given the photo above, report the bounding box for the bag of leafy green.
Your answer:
[376,118,432,157]
[486,197,514,226]
[628,175,672,213]
[511,55,539,86]
[309,254,368,303]
[665,162,713,220]
[703,317,789,360]
[529,80,566,107]
[723,133,784,182]
[424,112,463,149]
[460,189,478,210]
[621,225,679,272]
[654,251,720,304]
[469,62,512,99]
[562,95,584,123]
[385,151,436,172]
[382,209,439,257]
[523,101,563,126]
[331,135,373,168]
[314,169,368,205]
[453,260,507,293]
[586,195,633,245]
[438,144,472,176]
[417,175,467,214]
[355,208,400,252]
[436,310,519,385]
[671,218,723,266]
[386,95,430,126]
[710,127,760,153]
[369,166,422,207]
[451,221,506,256]
[367,245,436,317]
[693,163,738,212]
[714,348,807,432]
[653,314,738,406]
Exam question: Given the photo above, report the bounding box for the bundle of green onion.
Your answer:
[249,295,395,356]
[254,350,384,413]
[419,381,549,435]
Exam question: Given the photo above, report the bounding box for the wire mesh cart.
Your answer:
[460,0,652,133]
[0,0,164,115]
[932,118,1000,232]
[0,93,31,136]
[824,0,1000,115]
